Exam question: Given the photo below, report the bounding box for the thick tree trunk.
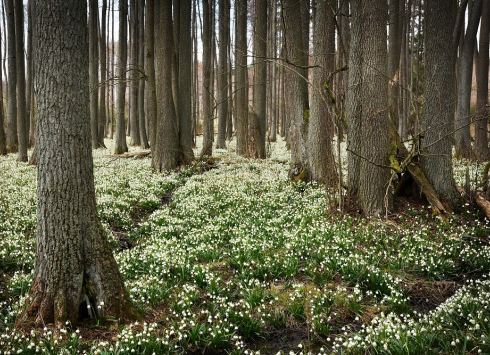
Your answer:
[152,0,180,171]
[27,0,139,328]
[359,0,392,215]
[178,0,194,162]
[115,0,129,154]
[98,0,108,148]
[89,0,99,149]
[26,0,35,148]
[201,0,213,156]
[14,0,27,161]
[0,10,5,156]
[475,0,490,162]
[146,0,157,148]
[347,0,362,201]
[235,0,248,156]
[455,0,481,160]
[5,0,17,153]
[216,0,229,149]
[308,0,337,186]
[420,0,460,208]
[250,0,267,158]
[129,0,140,146]
[388,0,402,130]
[283,0,309,177]
[138,0,149,149]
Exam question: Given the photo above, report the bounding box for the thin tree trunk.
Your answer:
[5,0,17,153]
[138,0,149,149]
[27,0,35,147]
[216,0,229,149]
[14,0,27,161]
[89,0,99,148]
[201,0,213,156]
[235,0,248,156]
[115,0,128,154]
[129,0,140,145]
[146,0,157,148]
[0,10,5,155]
[98,0,108,147]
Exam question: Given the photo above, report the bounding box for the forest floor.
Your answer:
[0,137,489,354]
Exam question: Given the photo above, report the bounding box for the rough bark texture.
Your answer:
[250,0,267,158]
[152,0,180,171]
[115,0,129,154]
[129,0,140,146]
[5,0,17,153]
[216,0,229,149]
[347,0,362,201]
[138,0,149,149]
[359,0,392,215]
[475,0,490,162]
[308,0,337,185]
[235,0,248,156]
[201,0,213,156]
[283,0,309,177]
[89,0,99,149]
[0,12,5,156]
[26,0,35,147]
[455,0,481,160]
[420,0,460,208]
[14,0,27,161]
[98,0,108,148]
[27,0,139,328]
[388,0,401,130]
[269,0,278,142]
[146,0,157,148]
[178,0,194,162]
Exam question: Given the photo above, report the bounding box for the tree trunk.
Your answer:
[388,0,402,130]
[5,0,17,153]
[89,0,99,149]
[347,0,362,201]
[455,0,481,160]
[0,2,5,155]
[26,0,139,328]
[359,0,392,215]
[138,0,149,149]
[27,0,35,148]
[146,0,157,148]
[250,0,267,158]
[308,0,337,185]
[216,0,229,149]
[178,0,194,162]
[129,0,140,146]
[235,0,248,156]
[420,0,460,208]
[201,0,213,156]
[115,0,129,154]
[98,0,108,148]
[14,0,27,161]
[269,0,278,143]
[475,0,490,162]
[152,0,180,171]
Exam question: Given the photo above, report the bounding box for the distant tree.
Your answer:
[359,0,392,215]
[15,0,27,161]
[201,0,213,156]
[89,0,99,149]
[115,0,129,154]
[152,0,180,171]
[455,0,481,160]
[235,0,248,156]
[475,0,490,162]
[216,0,230,149]
[138,0,149,149]
[27,0,138,327]
[0,10,5,156]
[146,0,157,147]
[26,0,35,147]
[98,0,108,148]
[5,0,17,153]
[388,0,402,129]
[250,0,267,158]
[420,0,461,207]
[129,0,140,146]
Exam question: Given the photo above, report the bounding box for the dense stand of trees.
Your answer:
[2,0,490,325]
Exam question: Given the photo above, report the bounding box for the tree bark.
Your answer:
[5,0,17,153]
[14,0,27,161]
[138,0,149,149]
[475,0,490,162]
[98,0,108,148]
[178,0,194,162]
[152,0,180,171]
[26,0,35,148]
[146,0,157,148]
[129,0,140,146]
[359,0,392,215]
[0,3,5,155]
[89,0,99,149]
[420,0,460,208]
[216,0,229,149]
[250,0,267,158]
[26,0,139,328]
[201,0,213,156]
[455,0,482,160]
[235,0,248,156]
[115,0,129,154]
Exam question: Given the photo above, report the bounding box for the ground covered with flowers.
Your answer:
[0,138,490,354]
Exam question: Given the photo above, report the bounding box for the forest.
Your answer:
[1,0,490,354]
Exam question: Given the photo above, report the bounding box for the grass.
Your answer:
[0,137,489,354]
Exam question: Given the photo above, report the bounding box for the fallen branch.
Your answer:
[104,151,151,159]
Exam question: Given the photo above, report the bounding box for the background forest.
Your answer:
[1,0,490,354]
